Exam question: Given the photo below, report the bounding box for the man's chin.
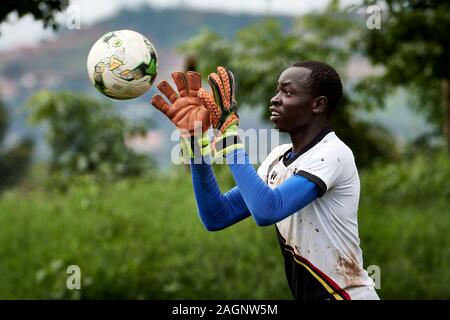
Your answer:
[272,123,286,132]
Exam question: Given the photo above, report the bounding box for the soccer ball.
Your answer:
[87,30,158,100]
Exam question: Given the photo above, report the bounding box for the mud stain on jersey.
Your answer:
[336,251,363,287]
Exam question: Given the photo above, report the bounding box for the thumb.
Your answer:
[151,94,170,115]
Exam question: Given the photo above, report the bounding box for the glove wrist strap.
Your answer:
[179,131,211,160]
[212,127,244,158]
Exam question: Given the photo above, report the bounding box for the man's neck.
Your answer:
[289,119,330,154]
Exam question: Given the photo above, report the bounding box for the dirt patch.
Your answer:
[335,250,363,287]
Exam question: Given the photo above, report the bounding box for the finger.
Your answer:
[208,73,227,109]
[151,94,171,115]
[198,88,221,127]
[172,72,189,97]
[226,69,236,102]
[218,113,239,135]
[217,66,231,106]
[157,81,178,104]
[186,71,201,97]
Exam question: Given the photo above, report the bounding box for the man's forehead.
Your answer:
[278,67,311,86]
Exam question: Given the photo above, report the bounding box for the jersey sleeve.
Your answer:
[257,160,269,183]
[294,143,344,196]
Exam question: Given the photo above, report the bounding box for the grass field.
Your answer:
[0,155,449,299]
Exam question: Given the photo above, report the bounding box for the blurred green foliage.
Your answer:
[357,0,450,148]
[359,152,450,299]
[180,1,397,167]
[0,155,448,299]
[181,1,356,116]
[0,98,33,191]
[0,171,290,299]
[362,151,450,206]
[27,90,152,179]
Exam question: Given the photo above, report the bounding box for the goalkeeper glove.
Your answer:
[197,66,243,158]
[151,71,211,159]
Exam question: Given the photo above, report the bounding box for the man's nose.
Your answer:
[271,93,281,106]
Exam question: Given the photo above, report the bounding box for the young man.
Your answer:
[150,61,379,300]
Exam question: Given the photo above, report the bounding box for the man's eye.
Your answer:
[276,88,292,95]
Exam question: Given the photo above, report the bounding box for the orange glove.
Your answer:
[198,66,243,158]
[151,71,211,135]
[151,71,211,158]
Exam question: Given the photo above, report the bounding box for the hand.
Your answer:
[151,71,210,136]
[151,71,211,159]
[198,66,243,157]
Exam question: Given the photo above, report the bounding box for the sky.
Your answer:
[0,0,342,51]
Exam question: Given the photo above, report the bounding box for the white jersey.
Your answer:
[257,128,379,300]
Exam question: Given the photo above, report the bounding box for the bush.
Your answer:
[27,90,152,179]
[358,152,450,299]
[0,171,290,299]
[361,151,450,205]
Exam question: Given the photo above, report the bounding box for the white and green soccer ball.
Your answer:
[87,29,158,100]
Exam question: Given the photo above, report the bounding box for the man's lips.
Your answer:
[269,106,282,121]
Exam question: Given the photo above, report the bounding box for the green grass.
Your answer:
[0,155,449,299]
[0,172,290,299]
[358,152,450,299]
[358,201,450,299]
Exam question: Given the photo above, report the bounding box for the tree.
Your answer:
[0,98,33,190]
[27,90,152,178]
[181,1,396,167]
[0,1,70,190]
[357,0,450,151]
[1,0,69,31]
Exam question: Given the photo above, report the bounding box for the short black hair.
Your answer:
[292,61,343,116]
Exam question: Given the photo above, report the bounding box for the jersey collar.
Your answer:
[282,125,334,167]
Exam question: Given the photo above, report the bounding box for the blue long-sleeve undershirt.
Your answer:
[190,148,320,231]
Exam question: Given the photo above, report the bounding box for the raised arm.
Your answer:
[227,149,320,226]
[198,66,321,227]
[149,70,250,231]
[190,158,250,231]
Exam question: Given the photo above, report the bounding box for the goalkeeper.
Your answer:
[150,62,379,300]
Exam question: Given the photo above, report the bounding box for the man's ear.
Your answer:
[312,96,327,114]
